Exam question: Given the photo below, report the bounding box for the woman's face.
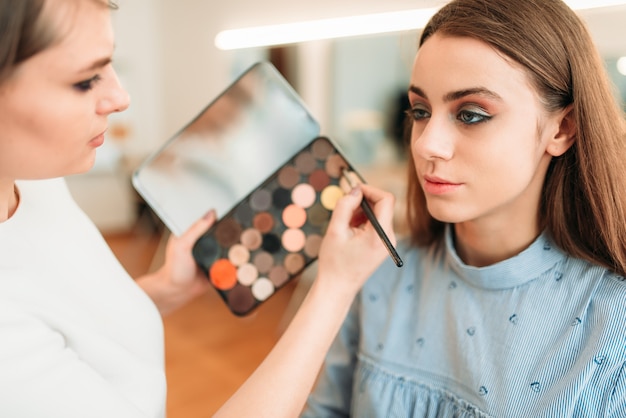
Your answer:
[0,0,129,180]
[409,34,565,231]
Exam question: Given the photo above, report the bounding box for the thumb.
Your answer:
[177,210,217,248]
[329,186,363,229]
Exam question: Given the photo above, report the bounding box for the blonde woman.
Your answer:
[0,1,396,416]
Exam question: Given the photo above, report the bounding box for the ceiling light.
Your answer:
[215,8,437,50]
[215,1,626,50]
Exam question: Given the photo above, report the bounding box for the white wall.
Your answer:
[110,0,162,159]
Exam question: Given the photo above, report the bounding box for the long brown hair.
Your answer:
[406,0,626,275]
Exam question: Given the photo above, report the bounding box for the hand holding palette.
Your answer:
[193,136,357,315]
[133,61,401,316]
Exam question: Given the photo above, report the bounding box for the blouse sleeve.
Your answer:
[0,302,151,418]
[610,361,626,417]
[301,296,361,418]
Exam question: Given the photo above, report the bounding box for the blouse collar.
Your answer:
[444,224,566,289]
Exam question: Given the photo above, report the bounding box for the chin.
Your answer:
[427,203,471,224]
[81,153,98,172]
[63,158,98,177]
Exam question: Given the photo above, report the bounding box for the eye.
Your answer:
[406,104,431,121]
[456,107,492,125]
[73,74,102,92]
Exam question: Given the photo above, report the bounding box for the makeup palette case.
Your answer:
[133,61,363,316]
[192,135,360,315]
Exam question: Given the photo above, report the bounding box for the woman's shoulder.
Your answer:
[364,237,438,290]
[564,256,626,323]
[593,266,626,303]
[565,255,626,292]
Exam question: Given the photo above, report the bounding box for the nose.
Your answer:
[97,70,130,115]
[411,116,454,161]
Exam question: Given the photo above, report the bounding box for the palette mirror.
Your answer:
[132,62,321,236]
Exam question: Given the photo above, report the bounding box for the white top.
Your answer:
[0,178,166,417]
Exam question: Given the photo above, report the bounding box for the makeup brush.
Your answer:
[342,168,403,268]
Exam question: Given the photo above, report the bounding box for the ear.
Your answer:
[546,105,576,157]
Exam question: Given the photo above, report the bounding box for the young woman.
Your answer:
[303,0,626,416]
[0,0,396,416]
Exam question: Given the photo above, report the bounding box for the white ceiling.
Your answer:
[209,1,626,56]
[211,0,446,28]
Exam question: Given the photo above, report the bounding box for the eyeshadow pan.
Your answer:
[320,185,344,211]
[193,235,220,267]
[311,137,334,159]
[340,169,362,188]
[214,218,242,248]
[294,152,317,174]
[253,212,274,233]
[291,183,316,208]
[304,234,323,258]
[210,259,237,290]
[254,251,274,274]
[228,244,250,266]
[262,233,282,253]
[252,278,275,301]
[268,265,289,287]
[228,284,256,315]
[282,204,307,228]
[235,202,254,224]
[277,166,300,189]
[309,169,330,192]
[241,228,262,251]
[282,228,306,252]
[325,154,348,178]
[284,253,305,274]
[308,202,330,227]
[250,189,272,211]
[192,136,363,316]
[272,187,292,210]
[237,263,258,286]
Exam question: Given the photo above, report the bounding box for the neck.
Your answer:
[0,179,19,223]
[453,220,541,267]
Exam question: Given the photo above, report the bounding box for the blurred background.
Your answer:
[65,1,626,416]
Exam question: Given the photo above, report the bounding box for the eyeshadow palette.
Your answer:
[192,136,357,316]
[132,61,369,316]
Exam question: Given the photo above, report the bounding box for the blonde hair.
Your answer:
[0,0,116,84]
[407,0,626,275]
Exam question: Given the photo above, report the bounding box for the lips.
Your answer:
[422,174,462,195]
[89,129,107,147]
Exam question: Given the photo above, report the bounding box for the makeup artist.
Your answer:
[302,0,626,416]
[0,0,396,417]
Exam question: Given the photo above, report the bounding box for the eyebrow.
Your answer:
[78,56,112,73]
[408,85,503,102]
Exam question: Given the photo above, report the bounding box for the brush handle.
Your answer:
[342,168,403,268]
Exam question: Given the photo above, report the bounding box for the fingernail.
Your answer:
[350,186,361,196]
[203,209,216,221]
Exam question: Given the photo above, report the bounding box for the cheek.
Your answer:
[409,123,428,164]
[468,134,544,207]
[1,101,92,178]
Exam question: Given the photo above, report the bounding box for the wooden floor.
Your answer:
[104,225,299,417]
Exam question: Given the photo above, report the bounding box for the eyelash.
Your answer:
[73,74,102,92]
[406,105,492,125]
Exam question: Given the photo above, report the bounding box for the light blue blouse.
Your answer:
[302,228,626,417]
